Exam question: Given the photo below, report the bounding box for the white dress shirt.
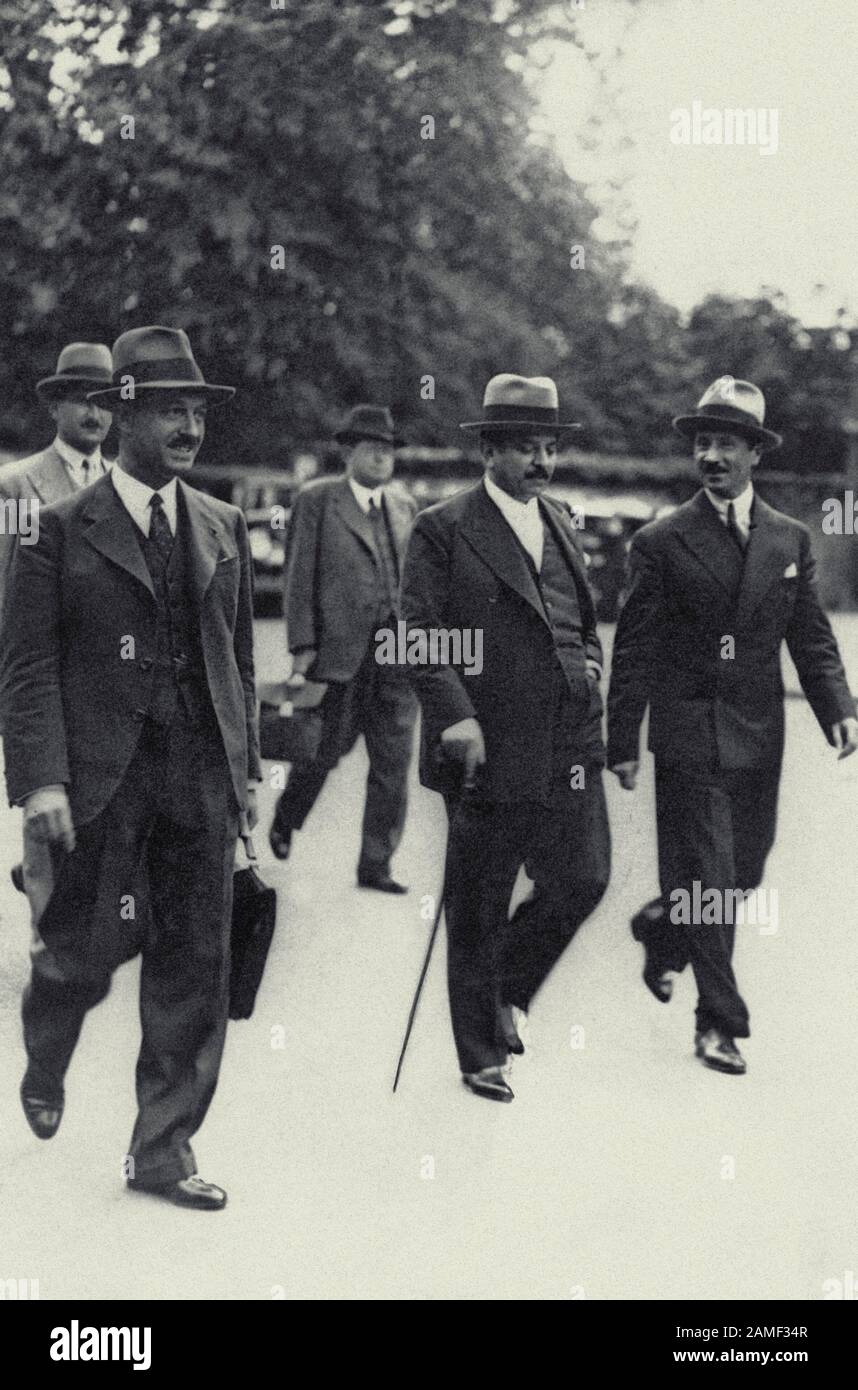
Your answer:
[54,436,106,490]
[348,477,385,514]
[704,482,754,542]
[483,474,544,570]
[110,467,178,537]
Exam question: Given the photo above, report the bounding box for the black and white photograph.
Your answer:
[1,0,857,1338]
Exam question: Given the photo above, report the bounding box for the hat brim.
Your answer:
[459,419,581,433]
[673,413,781,450]
[335,431,400,446]
[36,375,115,399]
[87,380,236,406]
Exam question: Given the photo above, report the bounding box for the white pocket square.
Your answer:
[783,562,798,578]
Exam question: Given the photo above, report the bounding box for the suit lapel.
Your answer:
[179,480,225,603]
[734,496,793,629]
[383,489,412,567]
[82,475,155,598]
[673,490,745,596]
[539,497,596,628]
[461,482,548,624]
[27,445,77,506]
[333,476,377,559]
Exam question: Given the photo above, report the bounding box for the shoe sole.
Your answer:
[696,1050,746,1075]
[462,1080,514,1103]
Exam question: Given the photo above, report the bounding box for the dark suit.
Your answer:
[0,443,82,622]
[401,481,611,1073]
[607,489,854,1036]
[273,475,417,874]
[1,473,260,1183]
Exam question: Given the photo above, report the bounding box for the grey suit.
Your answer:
[0,442,99,621]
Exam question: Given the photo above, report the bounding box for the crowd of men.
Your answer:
[2,331,856,1208]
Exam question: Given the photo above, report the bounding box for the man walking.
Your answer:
[269,404,417,894]
[401,375,610,1101]
[2,326,260,1208]
[0,342,113,621]
[608,376,857,1074]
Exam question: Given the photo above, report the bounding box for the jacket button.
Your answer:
[134,708,147,720]
[140,658,153,672]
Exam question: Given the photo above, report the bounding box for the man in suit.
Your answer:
[608,376,857,1074]
[0,342,114,623]
[2,326,260,1209]
[401,375,611,1102]
[268,404,417,893]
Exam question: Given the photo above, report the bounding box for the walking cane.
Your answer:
[392,864,446,1093]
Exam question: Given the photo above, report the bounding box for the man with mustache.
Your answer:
[608,377,857,1074]
[401,375,610,1101]
[2,327,260,1209]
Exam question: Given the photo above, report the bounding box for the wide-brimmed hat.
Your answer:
[36,343,114,401]
[334,404,397,446]
[460,374,581,433]
[87,326,235,406]
[673,376,781,450]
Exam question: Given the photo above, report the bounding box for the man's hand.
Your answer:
[244,787,259,831]
[440,717,486,789]
[586,659,601,684]
[831,717,858,760]
[611,760,639,791]
[23,785,75,852]
[290,648,317,678]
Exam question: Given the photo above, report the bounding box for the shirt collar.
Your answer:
[704,481,754,527]
[348,477,384,513]
[483,473,540,519]
[54,435,103,473]
[111,466,178,536]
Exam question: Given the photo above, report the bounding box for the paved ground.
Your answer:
[1,617,857,1301]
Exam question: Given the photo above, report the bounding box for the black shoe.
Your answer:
[11,863,25,894]
[694,1029,746,1075]
[127,1175,227,1210]
[462,1067,514,1103]
[20,1078,64,1140]
[268,822,292,860]
[643,962,675,1003]
[357,868,408,894]
[498,1003,525,1055]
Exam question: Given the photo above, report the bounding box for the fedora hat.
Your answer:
[334,404,397,446]
[673,376,781,450]
[87,326,235,406]
[460,374,581,433]
[36,343,114,401]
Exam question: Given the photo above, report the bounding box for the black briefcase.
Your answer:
[258,677,327,763]
[229,840,277,1021]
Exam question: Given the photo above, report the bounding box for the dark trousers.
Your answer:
[22,714,239,1185]
[272,643,416,872]
[443,768,611,1074]
[636,762,780,1039]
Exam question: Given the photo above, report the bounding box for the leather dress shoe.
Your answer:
[21,1083,64,1140]
[694,1028,746,1075]
[498,1003,525,1055]
[268,822,292,860]
[127,1175,227,1210]
[10,862,25,894]
[357,868,408,894]
[643,963,675,1003]
[462,1067,514,1103]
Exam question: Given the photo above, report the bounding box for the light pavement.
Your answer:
[0,618,856,1301]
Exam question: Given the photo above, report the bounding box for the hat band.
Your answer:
[691,402,764,431]
[481,403,560,425]
[53,366,113,381]
[113,357,205,387]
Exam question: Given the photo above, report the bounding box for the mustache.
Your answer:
[167,436,198,450]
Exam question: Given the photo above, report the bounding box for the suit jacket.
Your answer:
[1,473,261,825]
[607,489,855,771]
[283,474,416,682]
[0,442,81,620]
[400,480,605,803]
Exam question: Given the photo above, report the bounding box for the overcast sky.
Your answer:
[535,0,858,326]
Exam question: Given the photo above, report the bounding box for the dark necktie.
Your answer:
[726,501,747,553]
[368,496,398,604]
[148,492,174,575]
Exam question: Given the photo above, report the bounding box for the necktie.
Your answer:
[726,501,746,553]
[148,492,174,570]
[368,496,398,610]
